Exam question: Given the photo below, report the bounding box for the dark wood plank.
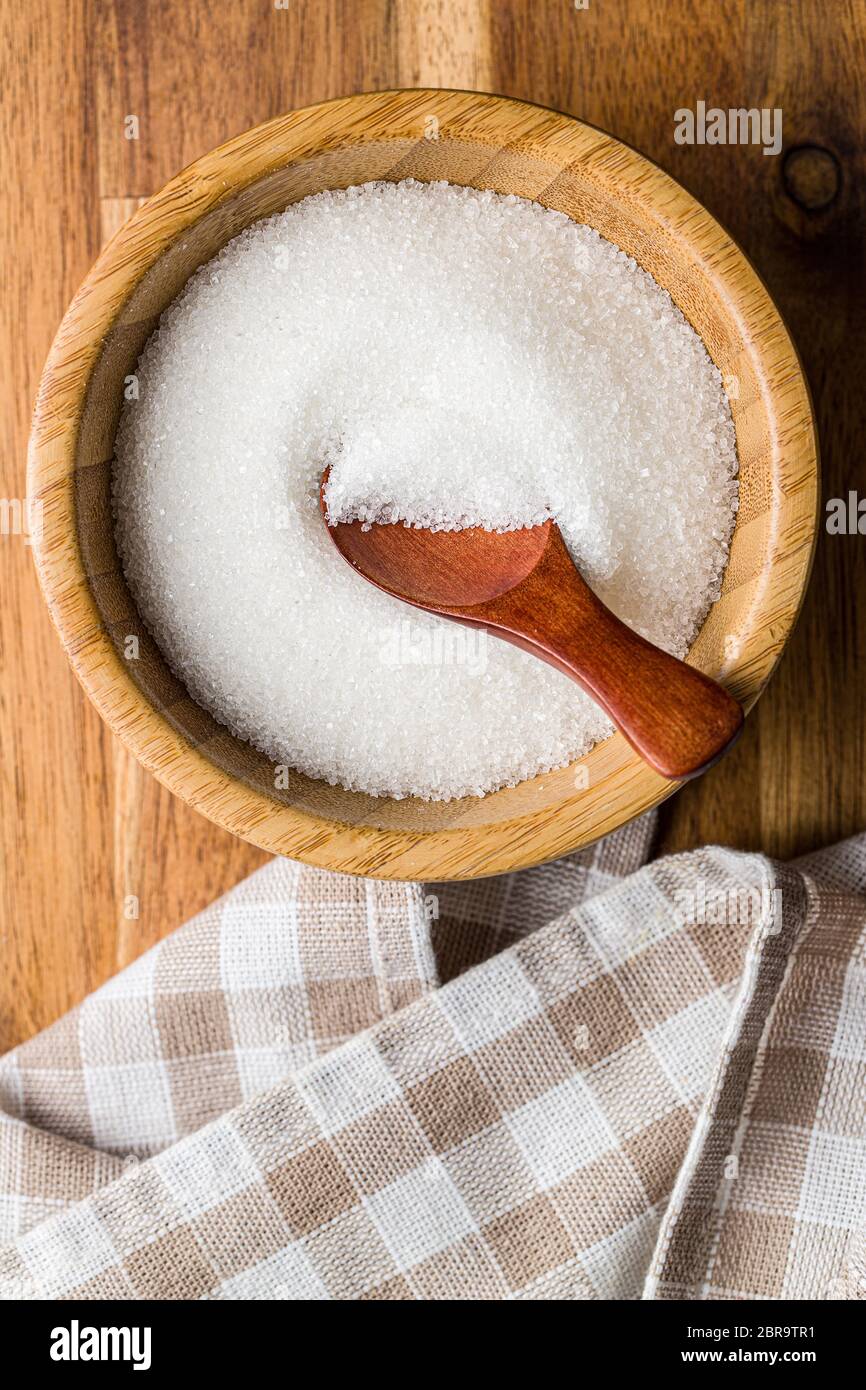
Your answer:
[488,0,866,858]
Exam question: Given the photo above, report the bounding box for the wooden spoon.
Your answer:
[319,474,743,780]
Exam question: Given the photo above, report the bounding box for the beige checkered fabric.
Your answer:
[1,818,864,1300]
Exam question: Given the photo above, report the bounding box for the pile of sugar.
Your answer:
[113,179,738,801]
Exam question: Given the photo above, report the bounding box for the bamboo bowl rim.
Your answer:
[28,89,819,880]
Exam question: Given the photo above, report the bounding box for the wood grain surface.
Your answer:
[1,0,863,1048]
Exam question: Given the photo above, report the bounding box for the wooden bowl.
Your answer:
[28,90,818,881]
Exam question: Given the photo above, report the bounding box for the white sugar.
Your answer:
[113,180,738,801]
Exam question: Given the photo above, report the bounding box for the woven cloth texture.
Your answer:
[1,815,864,1301]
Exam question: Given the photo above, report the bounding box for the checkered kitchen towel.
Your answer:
[1,814,865,1300]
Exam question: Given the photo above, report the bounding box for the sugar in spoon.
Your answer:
[320,472,743,780]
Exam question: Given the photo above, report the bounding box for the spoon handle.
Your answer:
[474,527,744,781]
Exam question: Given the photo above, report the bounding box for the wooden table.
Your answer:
[2,0,863,1050]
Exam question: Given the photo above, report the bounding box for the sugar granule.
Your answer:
[113,180,738,800]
